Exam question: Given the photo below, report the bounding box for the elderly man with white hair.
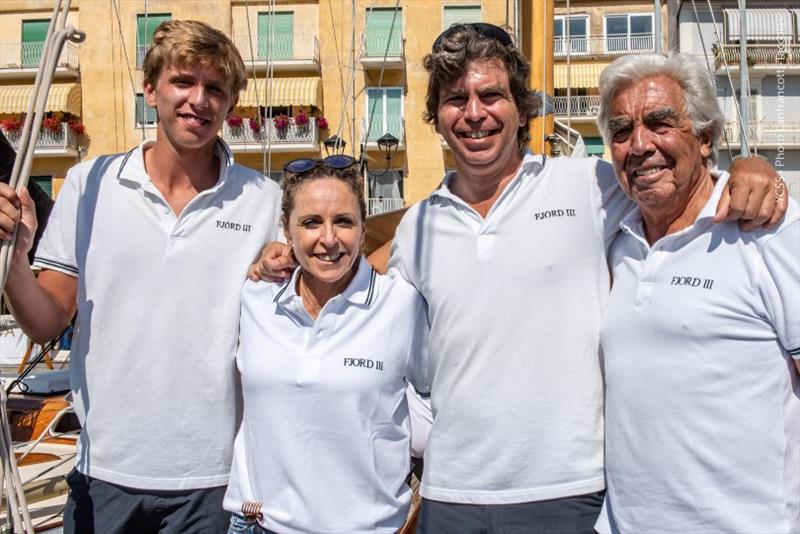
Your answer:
[596,53,800,534]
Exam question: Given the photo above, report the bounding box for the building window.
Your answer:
[365,87,403,141]
[21,20,49,67]
[137,13,171,67]
[442,6,481,29]
[365,8,402,57]
[583,137,606,158]
[734,89,760,122]
[604,13,653,53]
[258,11,294,60]
[135,93,157,126]
[554,15,589,54]
[31,175,53,198]
[368,169,404,215]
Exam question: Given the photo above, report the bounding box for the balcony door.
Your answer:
[554,16,589,55]
[258,11,294,60]
[365,87,403,141]
[137,14,171,67]
[22,20,49,67]
[604,14,653,53]
[365,8,402,57]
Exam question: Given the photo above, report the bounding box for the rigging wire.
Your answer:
[111,0,146,141]
[359,0,401,173]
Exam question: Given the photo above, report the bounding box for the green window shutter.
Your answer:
[137,14,171,66]
[21,20,49,67]
[385,88,402,138]
[366,88,385,140]
[135,94,157,125]
[258,12,294,59]
[443,6,481,29]
[366,8,402,56]
[31,176,53,198]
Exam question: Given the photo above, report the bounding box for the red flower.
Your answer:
[317,117,329,130]
[273,114,289,130]
[41,117,61,133]
[227,116,243,128]
[248,118,261,133]
[295,111,309,126]
[68,120,86,136]
[0,117,22,132]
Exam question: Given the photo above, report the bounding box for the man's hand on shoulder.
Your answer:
[248,241,296,282]
[715,156,788,231]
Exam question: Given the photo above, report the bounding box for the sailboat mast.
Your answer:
[738,0,750,157]
[523,0,554,155]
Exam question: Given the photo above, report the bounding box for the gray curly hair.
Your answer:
[596,53,725,165]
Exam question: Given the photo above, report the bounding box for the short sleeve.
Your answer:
[757,217,800,358]
[32,167,81,277]
[593,158,636,251]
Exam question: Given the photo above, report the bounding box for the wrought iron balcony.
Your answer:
[723,120,800,147]
[554,34,654,57]
[553,95,602,117]
[221,117,318,153]
[361,115,404,145]
[712,43,800,70]
[368,197,404,215]
[234,34,321,72]
[1,122,79,157]
[0,41,80,77]
[361,31,404,68]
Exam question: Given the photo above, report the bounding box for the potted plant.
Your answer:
[273,114,290,139]
[0,116,22,133]
[317,116,329,130]
[67,119,87,137]
[41,116,61,134]
[248,117,262,136]
[227,115,244,129]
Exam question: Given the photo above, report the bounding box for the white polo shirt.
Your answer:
[598,173,800,533]
[223,258,430,533]
[390,152,634,504]
[34,139,282,490]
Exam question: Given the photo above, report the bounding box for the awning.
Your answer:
[238,77,321,108]
[723,8,793,42]
[0,83,81,115]
[554,63,608,89]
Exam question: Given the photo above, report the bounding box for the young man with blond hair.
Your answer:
[0,20,282,533]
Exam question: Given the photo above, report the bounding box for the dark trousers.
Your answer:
[63,469,230,534]
[417,491,605,534]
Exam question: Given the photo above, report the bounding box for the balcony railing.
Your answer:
[362,115,404,143]
[221,117,317,148]
[553,95,601,117]
[723,120,800,146]
[554,33,654,57]
[234,34,320,64]
[368,197,404,215]
[0,41,80,71]
[1,122,79,154]
[712,43,800,69]
[364,31,403,57]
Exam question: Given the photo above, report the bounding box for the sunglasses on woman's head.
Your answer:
[283,155,358,175]
[432,23,513,52]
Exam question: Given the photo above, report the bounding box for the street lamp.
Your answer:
[369,132,400,177]
[323,135,346,156]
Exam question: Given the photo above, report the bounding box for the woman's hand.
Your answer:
[248,241,296,282]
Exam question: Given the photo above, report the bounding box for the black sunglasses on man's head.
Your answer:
[283,155,358,175]
[432,23,513,52]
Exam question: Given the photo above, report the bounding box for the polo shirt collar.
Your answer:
[428,150,545,206]
[116,137,235,188]
[273,256,378,309]
[619,169,729,239]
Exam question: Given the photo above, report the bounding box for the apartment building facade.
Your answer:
[673,1,800,198]
[552,0,667,158]
[0,0,525,213]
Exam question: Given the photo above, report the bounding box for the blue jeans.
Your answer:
[227,514,275,534]
[417,491,605,534]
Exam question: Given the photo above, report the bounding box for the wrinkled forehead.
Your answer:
[609,76,686,119]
